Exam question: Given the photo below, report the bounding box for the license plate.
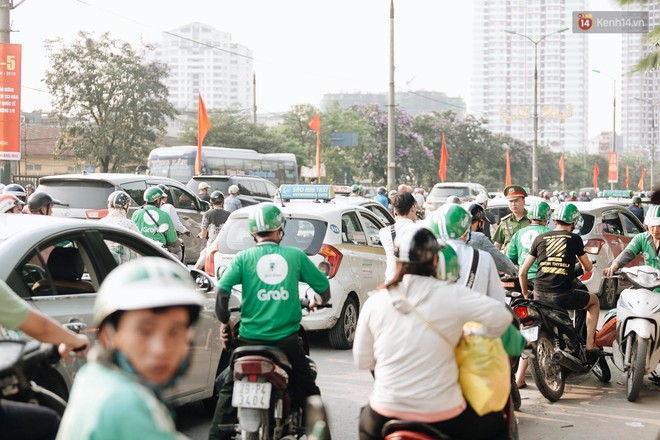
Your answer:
[502,282,515,288]
[520,326,539,342]
[232,381,272,409]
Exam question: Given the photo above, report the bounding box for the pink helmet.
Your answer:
[0,194,25,213]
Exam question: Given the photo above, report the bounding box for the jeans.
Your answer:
[208,332,320,440]
[0,399,61,440]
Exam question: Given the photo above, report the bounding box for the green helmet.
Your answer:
[144,186,165,203]
[350,184,360,192]
[528,201,551,221]
[632,196,642,204]
[93,257,204,327]
[552,202,581,224]
[248,202,285,234]
[431,204,471,240]
[569,191,577,198]
[644,205,660,226]
[437,241,460,282]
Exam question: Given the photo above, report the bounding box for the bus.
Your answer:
[147,146,299,185]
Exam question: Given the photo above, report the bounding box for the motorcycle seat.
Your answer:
[533,298,572,316]
[382,420,453,440]
[232,345,292,370]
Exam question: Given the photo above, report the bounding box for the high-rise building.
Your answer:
[149,22,253,112]
[621,4,660,157]
[471,0,588,154]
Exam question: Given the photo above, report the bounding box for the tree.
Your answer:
[44,32,176,172]
[618,0,659,71]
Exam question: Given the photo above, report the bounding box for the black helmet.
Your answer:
[377,186,387,195]
[394,226,441,264]
[468,203,486,222]
[28,192,62,212]
[3,183,26,198]
[210,191,224,204]
[107,191,131,209]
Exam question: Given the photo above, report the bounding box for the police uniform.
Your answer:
[493,185,530,249]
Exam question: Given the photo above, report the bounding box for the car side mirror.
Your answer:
[200,200,211,212]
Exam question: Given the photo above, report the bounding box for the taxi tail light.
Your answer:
[584,239,604,255]
[85,208,108,220]
[580,271,593,282]
[234,360,274,376]
[318,244,343,278]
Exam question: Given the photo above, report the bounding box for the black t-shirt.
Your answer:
[528,229,585,293]
[202,208,230,243]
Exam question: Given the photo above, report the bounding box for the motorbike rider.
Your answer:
[0,279,89,440]
[0,194,25,214]
[474,193,494,240]
[379,191,419,283]
[99,191,138,233]
[431,204,506,303]
[209,202,331,440]
[354,226,512,440]
[156,184,191,237]
[195,190,230,270]
[465,203,517,277]
[627,196,645,224]
[374,186,389,209]
[27,192,63,216]
[493,185,530,250]
[56,258,204,440]
[2,183,27,203]
[604,205,660,276]
[519,203,599,351]
[224,185,242,213]
[131,187,181,258]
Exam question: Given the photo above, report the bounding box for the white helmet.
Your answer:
[645,205,660,227]
[0,194,25,213]
[93,257,204,327]
[228,185,239,195]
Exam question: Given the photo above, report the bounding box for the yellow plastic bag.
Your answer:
[454,325,511,416]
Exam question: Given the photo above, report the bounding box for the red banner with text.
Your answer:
[0,44,21,160]
[607,152,618,183]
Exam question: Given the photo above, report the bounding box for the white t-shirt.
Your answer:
[353,274,511,415]
[160,203,188,234]
[446,239,506,303]
[379,218,417,283]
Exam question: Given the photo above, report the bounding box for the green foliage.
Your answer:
[44,32,176,172]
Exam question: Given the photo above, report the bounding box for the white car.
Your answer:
[209,185,389,349]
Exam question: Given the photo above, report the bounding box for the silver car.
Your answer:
[0,214,224,411]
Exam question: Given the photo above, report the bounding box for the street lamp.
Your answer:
[634,96,656,188]
[592,69,617,190]
[505,27,569,195]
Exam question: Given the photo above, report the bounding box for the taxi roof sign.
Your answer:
[278,184,334,200]
[600,189,633,198]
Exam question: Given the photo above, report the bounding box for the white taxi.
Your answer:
[210,185,388,349]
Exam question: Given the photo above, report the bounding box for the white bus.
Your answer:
[147,146,299,185]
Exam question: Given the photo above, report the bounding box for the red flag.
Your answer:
[195,94,211,176]
[309,113,321,179]
[625,165,630,189]
[438,132,448,182]
[505,150,511,187]
[638,167,646,191]
[559,153,565,183]
[592,162,600,190]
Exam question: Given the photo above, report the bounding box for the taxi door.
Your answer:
[338,211,385,305]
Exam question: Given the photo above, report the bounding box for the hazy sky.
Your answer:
[12,0,623,138]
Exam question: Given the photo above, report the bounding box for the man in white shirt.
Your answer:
[157,184,190,237]
[379,191,418,283]
[431,203,506,303]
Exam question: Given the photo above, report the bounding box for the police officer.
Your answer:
[493,185,530,250]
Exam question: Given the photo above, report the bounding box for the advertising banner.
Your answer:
[0,43,21,161]
[607,152,618,183]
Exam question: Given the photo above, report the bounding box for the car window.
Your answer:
[101,237,143,265]
[359,212,383,246]
[169,186,198,210]
[365,204,393,226]
[341,212,367,245]
[237,180,254,196]
[429,186,469,198]
[36,180,114,210]
[19,239,99,297]
[601,211,624,236]
[120,181,148,205]
[252,180,269,198]
[621,211,644,237]
[573,213,594,236]
[264,181,277,198]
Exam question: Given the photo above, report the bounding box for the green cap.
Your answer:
[552,203,581,224]
[529,201,551,221]
[503,185,527,199]
[248,202,285,234]
[431,204,471,240]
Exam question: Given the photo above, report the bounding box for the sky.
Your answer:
[12,0,624,139]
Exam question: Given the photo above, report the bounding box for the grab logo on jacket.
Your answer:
[256,254,288,285]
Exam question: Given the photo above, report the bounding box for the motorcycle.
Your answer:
[0,338,67,416]
[510,294,611,402]
[611,266,660,402]
[220,299,331,440]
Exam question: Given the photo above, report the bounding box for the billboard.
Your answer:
[608,152,618,183]
[0,44,21,161]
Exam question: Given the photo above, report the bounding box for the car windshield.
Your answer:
[217,217,327,255]
[429,187,470,198]
[188,178,230,195]
[573,213,594,236]
[36,181,115,209]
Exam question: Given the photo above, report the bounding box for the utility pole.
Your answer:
[252,72,257,124]
[386,0,396,191]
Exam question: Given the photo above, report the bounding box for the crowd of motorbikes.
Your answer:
[3,263,659,439]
